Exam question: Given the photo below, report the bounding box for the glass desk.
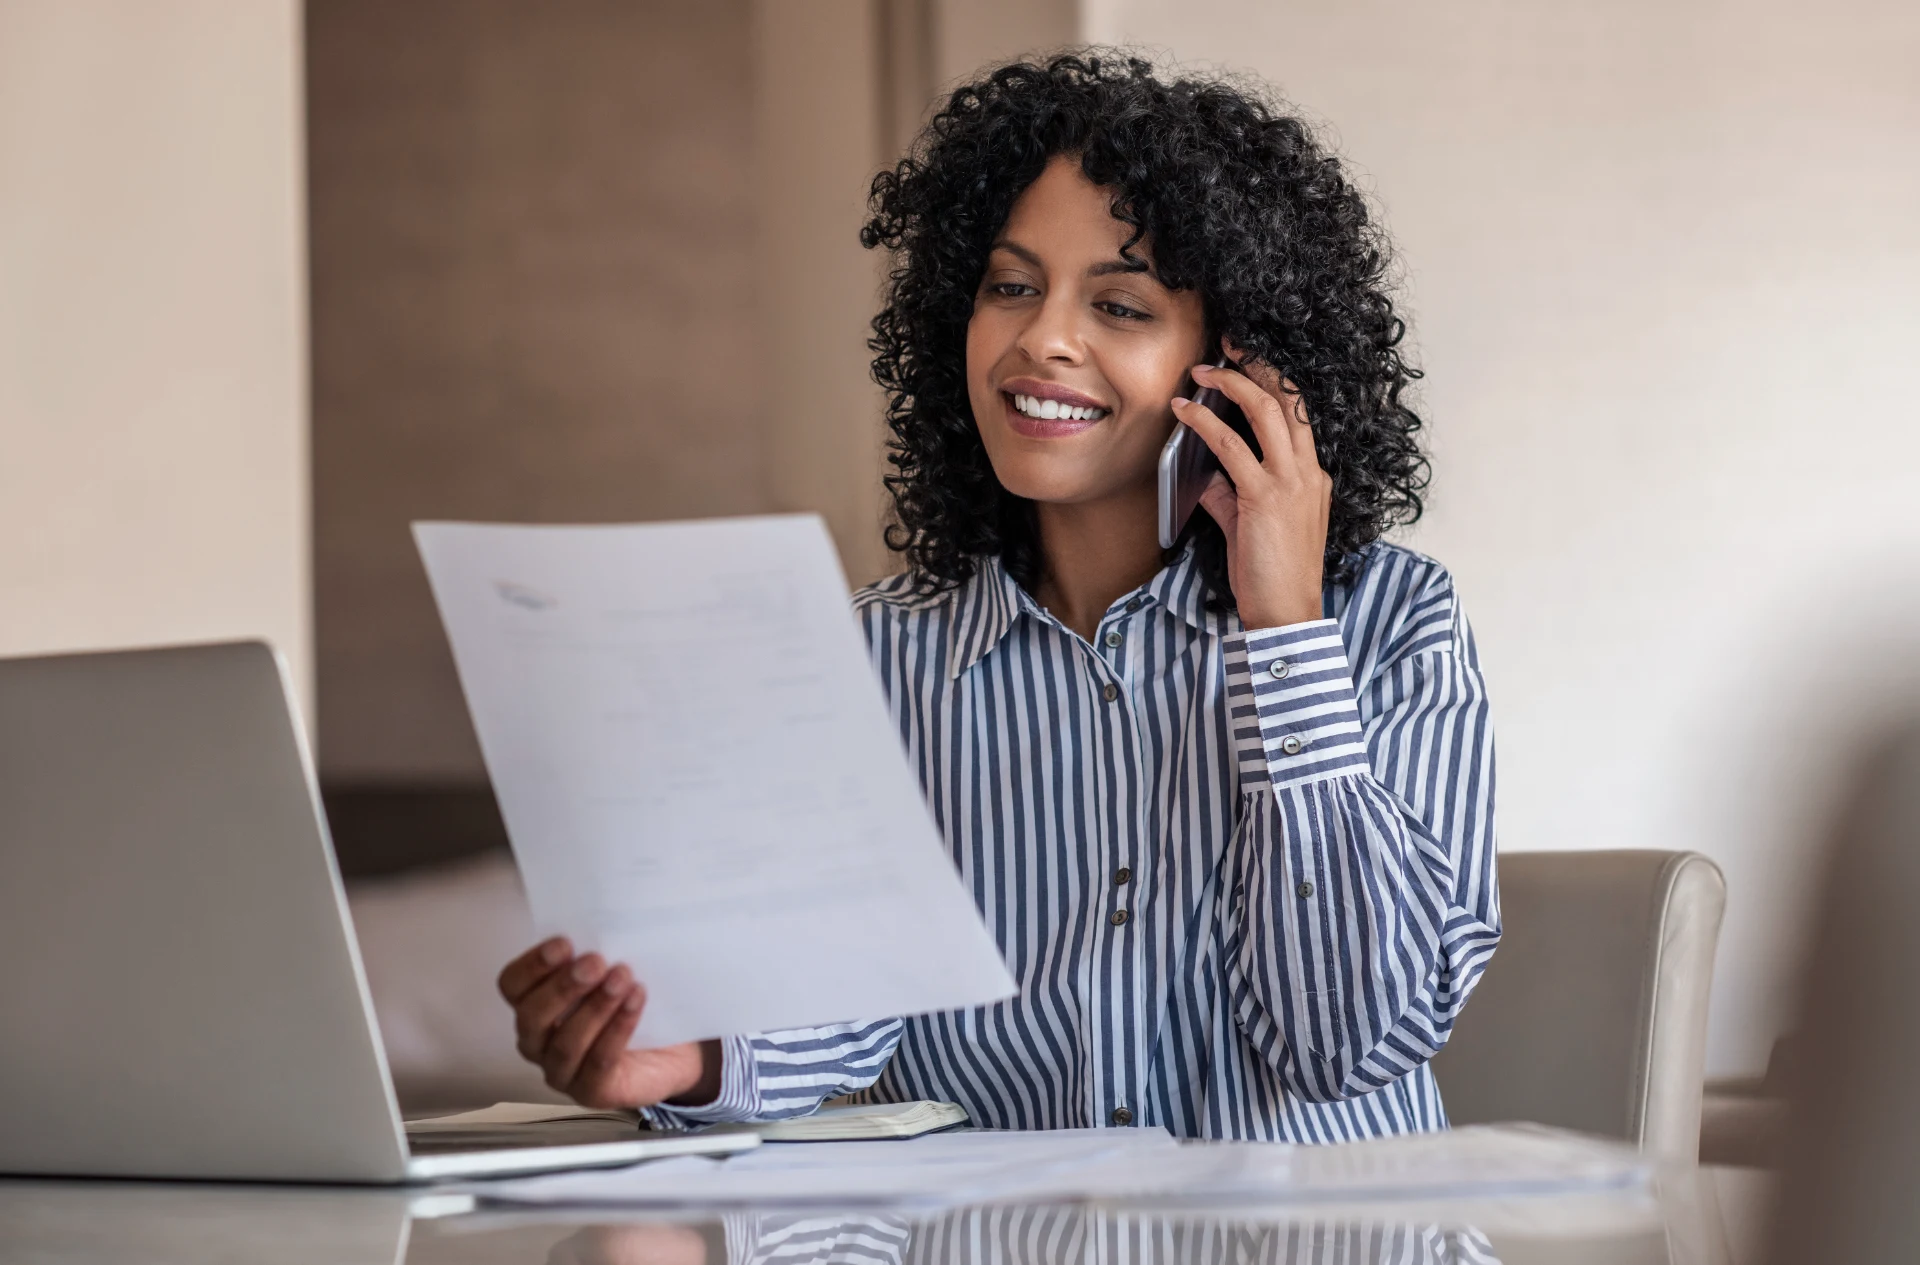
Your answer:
[0,1165,1771,1265]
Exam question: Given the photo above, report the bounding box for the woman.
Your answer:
[494,54,1499,1143]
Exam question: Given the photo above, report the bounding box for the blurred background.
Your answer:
[2,0,1916,1127]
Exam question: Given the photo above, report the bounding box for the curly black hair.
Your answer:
[860,52,1429,607]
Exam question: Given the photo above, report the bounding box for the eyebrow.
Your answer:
[990,239,1155,281]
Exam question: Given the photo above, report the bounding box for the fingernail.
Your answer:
[622,990,644,1012]
[539,938,569,965]
[1171,396,1190,407]
[601,967,631,996]
[571,955,604,984]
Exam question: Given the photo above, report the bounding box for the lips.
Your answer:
[998,379,1110,439]
[1001,393,1101,438]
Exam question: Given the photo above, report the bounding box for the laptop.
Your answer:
[0,640,757,1183]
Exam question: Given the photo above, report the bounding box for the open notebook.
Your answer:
[410,1100,969,1143]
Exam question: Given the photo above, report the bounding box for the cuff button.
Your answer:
[1279,734,1305,756]
[1268,659,1291,679]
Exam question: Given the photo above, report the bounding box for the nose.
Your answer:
[1014,289,1087,366]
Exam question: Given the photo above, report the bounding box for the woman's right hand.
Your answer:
[497,937,721,1110]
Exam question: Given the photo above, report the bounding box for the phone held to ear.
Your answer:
[1157,356,1262,549]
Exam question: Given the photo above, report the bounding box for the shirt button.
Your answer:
[1109,909,1129,926]
[1126,597,1144,613]
[1269,659,1291,679]
[1111,1106,1134,1126]
[1102,683,1119,703]
[1114,866,1132,886]
[1104,629,1123,649]
[1297,880,1315,899]
[1279,734,1305,755]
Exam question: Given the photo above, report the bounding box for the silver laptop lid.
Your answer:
[0,641,410,1182]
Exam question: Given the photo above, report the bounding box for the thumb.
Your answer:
[1198,471,1238,537]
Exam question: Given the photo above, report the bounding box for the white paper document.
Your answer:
[478,1128,1179,1209]
[1056,1123,1648,1208]
[471,1124,1641,1212]
[414,516,1017,1045]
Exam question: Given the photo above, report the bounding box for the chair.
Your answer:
[1430,849,1726,1164]
[1768,724,1920,1262]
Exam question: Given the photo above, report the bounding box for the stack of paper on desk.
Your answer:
[414,516,1018,1047]
[477,1128,1177,1209]
[468,1124,1643,1212]
[1058,1124,1648,1207]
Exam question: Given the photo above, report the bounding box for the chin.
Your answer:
[985,452,1123,506]
[997,472,1089,506]
[975,401,1163,507]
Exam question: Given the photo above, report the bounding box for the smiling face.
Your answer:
[966,155,1209,509]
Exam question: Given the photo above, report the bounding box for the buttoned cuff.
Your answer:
[639,1034,760,1129]
[1223,621,1371,791]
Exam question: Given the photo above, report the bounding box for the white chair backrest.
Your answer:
[1432,849,1726,1164]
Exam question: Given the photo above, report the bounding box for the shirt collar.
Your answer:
[945,556,1029,680]
[1143,543,1239,639]
[946,546,1237,679]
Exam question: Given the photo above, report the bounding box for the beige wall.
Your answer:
[750,0,893,587]
[302,2,1076,860]
[310,0,1076,783]
[746,0,1081,591]
[0,0,310,709]
[1090,0,1920,1073]
[309,0,762,782]
[932,0,1078,87]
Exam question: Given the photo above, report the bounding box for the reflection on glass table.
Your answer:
[531,1211,1494,1265]
[410,1171,1750,1265]
[0,1164,1760,1265]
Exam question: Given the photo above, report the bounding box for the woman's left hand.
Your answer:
[1174,359,1331,630]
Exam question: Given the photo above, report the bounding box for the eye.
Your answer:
[1097,300,1151,321]
[987,282,1039,299]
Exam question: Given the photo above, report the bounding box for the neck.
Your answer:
[1032,481,1165,643]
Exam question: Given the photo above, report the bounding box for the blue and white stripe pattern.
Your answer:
[649,541,1499,1142]
[717,1213,914,1265]
[901,1209,1503,1265]
[713,1209,1500,1265]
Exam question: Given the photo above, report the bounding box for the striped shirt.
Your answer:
[650,540,1499,1142]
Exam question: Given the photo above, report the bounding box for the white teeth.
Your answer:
[1012,393,1104,422]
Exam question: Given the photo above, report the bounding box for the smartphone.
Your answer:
[1156,356,1261,549]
